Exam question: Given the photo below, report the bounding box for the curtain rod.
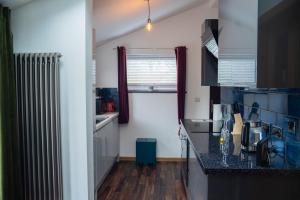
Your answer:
[112,47,188,50]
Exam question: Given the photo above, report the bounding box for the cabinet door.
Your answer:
[112,117,120,158]
[188,146,208,200]
[218,0,258,87]
[101,123,111,176]
[103,122,112,170]
[257,0,300,88]
[105,118,119,168]
[94,129,105,187]
[93,134,97,185]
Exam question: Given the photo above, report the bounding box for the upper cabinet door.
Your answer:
[257,0,300,88]
[201,19,219,86]
[218,0,258,87]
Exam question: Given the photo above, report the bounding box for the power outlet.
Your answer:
[288,121,296,133]
[287,118,297,136]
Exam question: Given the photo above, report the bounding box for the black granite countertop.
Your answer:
[181,119,300,175]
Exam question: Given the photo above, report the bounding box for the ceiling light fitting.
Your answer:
[146,0,152,31]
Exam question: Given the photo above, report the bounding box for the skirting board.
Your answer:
[119,157,184,162]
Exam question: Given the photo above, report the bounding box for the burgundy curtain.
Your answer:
[175,46,187,124]
[117,46,129,124]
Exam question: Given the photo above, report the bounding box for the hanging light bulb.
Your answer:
[146,0,153,31]
[146,18,152,31]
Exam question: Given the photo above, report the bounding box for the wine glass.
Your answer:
[221,104,232,129]
[220,104,231,167]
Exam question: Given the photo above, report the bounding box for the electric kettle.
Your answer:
[241,121,263,152]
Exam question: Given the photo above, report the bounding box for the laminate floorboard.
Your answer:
[98,161,187,200]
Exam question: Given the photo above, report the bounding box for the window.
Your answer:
[218,58,256,87]
[127,54,177,92]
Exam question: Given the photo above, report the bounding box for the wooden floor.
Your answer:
[98,161,187,200]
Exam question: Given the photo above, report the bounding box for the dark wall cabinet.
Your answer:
[201,19,219,86]
[219,0,300,88]
[258,0,300,88]
[202,47,218,86]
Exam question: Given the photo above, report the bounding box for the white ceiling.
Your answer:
[94,0,214,46]
[0,0,32,8]
[1,0,216,45]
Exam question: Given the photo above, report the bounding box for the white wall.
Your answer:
[11,0,94,199]
[96,3,218,158]
[85,0,94,199]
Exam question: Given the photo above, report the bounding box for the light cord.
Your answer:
[147,0,151,20]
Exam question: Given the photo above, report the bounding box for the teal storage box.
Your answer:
[136,138,157,166]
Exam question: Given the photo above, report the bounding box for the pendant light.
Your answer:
[146,0,152,31]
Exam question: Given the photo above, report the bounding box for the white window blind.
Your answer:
[127,55,177,92]
[218,58,256,87]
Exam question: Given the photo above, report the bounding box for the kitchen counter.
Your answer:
[181,119,300,175]
[95,112,119,132]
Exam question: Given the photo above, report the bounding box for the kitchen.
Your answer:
[0,0,300,200]
[94,0,300,199]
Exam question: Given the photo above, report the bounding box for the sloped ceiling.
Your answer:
[0,0,32,8]
[2,0,216,45]
[94,0,215,46]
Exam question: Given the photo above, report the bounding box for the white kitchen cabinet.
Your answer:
[111,117,120,159]
[94,116,119,191]
[94,126,106,188]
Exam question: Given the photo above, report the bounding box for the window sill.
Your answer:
[128,90,177,94]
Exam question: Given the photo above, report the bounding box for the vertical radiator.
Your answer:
[15,53,63,200]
